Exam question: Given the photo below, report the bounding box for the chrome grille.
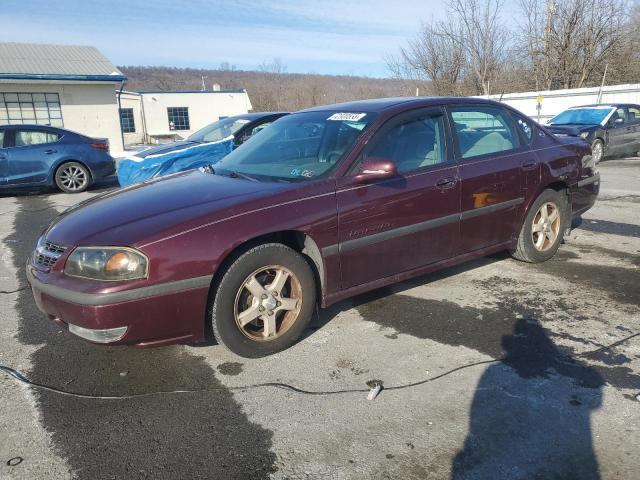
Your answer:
[33,239,67,269]
[44,241,66,255]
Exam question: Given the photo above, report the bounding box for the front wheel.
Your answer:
[210,243,316,357]
[512,189,567,263]
[55,162,90,193]
[591,139,604,164]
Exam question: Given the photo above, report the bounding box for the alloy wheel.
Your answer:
[592,142,603,163]
[234,265,302,341]
[59,165,88,192]
[531,202,561,252]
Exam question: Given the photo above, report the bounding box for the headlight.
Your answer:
[64,247,148,281]
[579,132,590,139]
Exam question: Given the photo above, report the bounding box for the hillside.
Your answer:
[119,65,414,112]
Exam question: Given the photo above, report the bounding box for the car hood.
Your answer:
[133,140,200,158]
[45,170,291,247]
[547,124,599,136]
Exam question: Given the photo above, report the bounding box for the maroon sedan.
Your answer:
[27,98,599,357]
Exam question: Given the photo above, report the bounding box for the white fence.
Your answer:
[482,83,640,123]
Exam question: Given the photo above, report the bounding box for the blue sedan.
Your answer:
[0,124,115,193]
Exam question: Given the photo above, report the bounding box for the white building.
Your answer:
[119,89,252,146]
[0,42,126,150]
[0,42,253,154]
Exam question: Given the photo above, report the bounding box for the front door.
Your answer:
[7,128,62,185]
[607,107,628,153]
[448,105,527,253]
[337,107,460,289]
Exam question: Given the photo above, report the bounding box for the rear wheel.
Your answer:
[591,139,604,164]
[55,162,90,193]
[211,243,316,357]
[512,189,567,263]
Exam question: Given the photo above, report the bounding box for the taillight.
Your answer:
[90,141,109,151]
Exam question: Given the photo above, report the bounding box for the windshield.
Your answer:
[187,117,252,142]
[214,110,377,182]
[549,107,614,126]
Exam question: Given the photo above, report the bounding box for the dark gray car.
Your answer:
[547,104,640,163]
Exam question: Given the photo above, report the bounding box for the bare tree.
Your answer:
[519,0,628,90]
[387,20,466,95]
[446,0,509,94]
[388,0,508,95]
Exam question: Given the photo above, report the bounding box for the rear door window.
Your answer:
[0,130,4,148]
[14,130,60,147]
[449,106,520,159]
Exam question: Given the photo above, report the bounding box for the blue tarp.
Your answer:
[117,137,234,187]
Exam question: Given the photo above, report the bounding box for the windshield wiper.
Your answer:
[227,171,259,182]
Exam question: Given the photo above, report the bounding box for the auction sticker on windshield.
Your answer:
[327,113,367,121]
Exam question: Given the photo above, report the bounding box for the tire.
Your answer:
[512,189,568,263]
[55,162,90,193]
[591,139,604,164]
[210,243,317,358]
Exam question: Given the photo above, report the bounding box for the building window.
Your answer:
[120,108,135,133]
[167,107,190,130]
[0,93,63,127]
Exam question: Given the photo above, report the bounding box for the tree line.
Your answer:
[119,63,410,113]
[121,0,639,111]
[388,0,640,95]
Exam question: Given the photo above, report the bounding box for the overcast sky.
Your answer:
[1,0,458,77]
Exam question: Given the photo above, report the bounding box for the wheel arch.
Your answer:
[49,158,93,187]
[520,180,571,239]
[207,229,326,309]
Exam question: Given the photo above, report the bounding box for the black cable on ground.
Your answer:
[1,332,637,401]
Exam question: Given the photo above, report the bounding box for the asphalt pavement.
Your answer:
[1,158,639,480]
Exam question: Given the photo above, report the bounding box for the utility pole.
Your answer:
[543,0,556,89]
[597,64,608,104]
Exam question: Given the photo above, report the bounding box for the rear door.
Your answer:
[448,104,529,253]
[337,107,460,289]
[6,128,62,185]
[0,128,8,185]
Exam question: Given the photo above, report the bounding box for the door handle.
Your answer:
[436,177,458,189]
[0,154,5,160]
[45,149,57,154]
[522,161,538,171]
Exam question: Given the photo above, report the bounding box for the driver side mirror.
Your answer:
[354,158,398,184]
[614,117,625,125]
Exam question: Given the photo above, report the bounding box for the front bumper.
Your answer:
[26,264,211,347]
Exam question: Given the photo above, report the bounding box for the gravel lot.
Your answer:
[0,158,638,480]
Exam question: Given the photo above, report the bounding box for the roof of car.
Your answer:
[0,124,89,138]
[241,112,288,120]
[570,104,639,109]
[299,96,504,113]
[1,124,63,131]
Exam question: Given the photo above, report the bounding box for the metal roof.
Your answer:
[0,42,125,82]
